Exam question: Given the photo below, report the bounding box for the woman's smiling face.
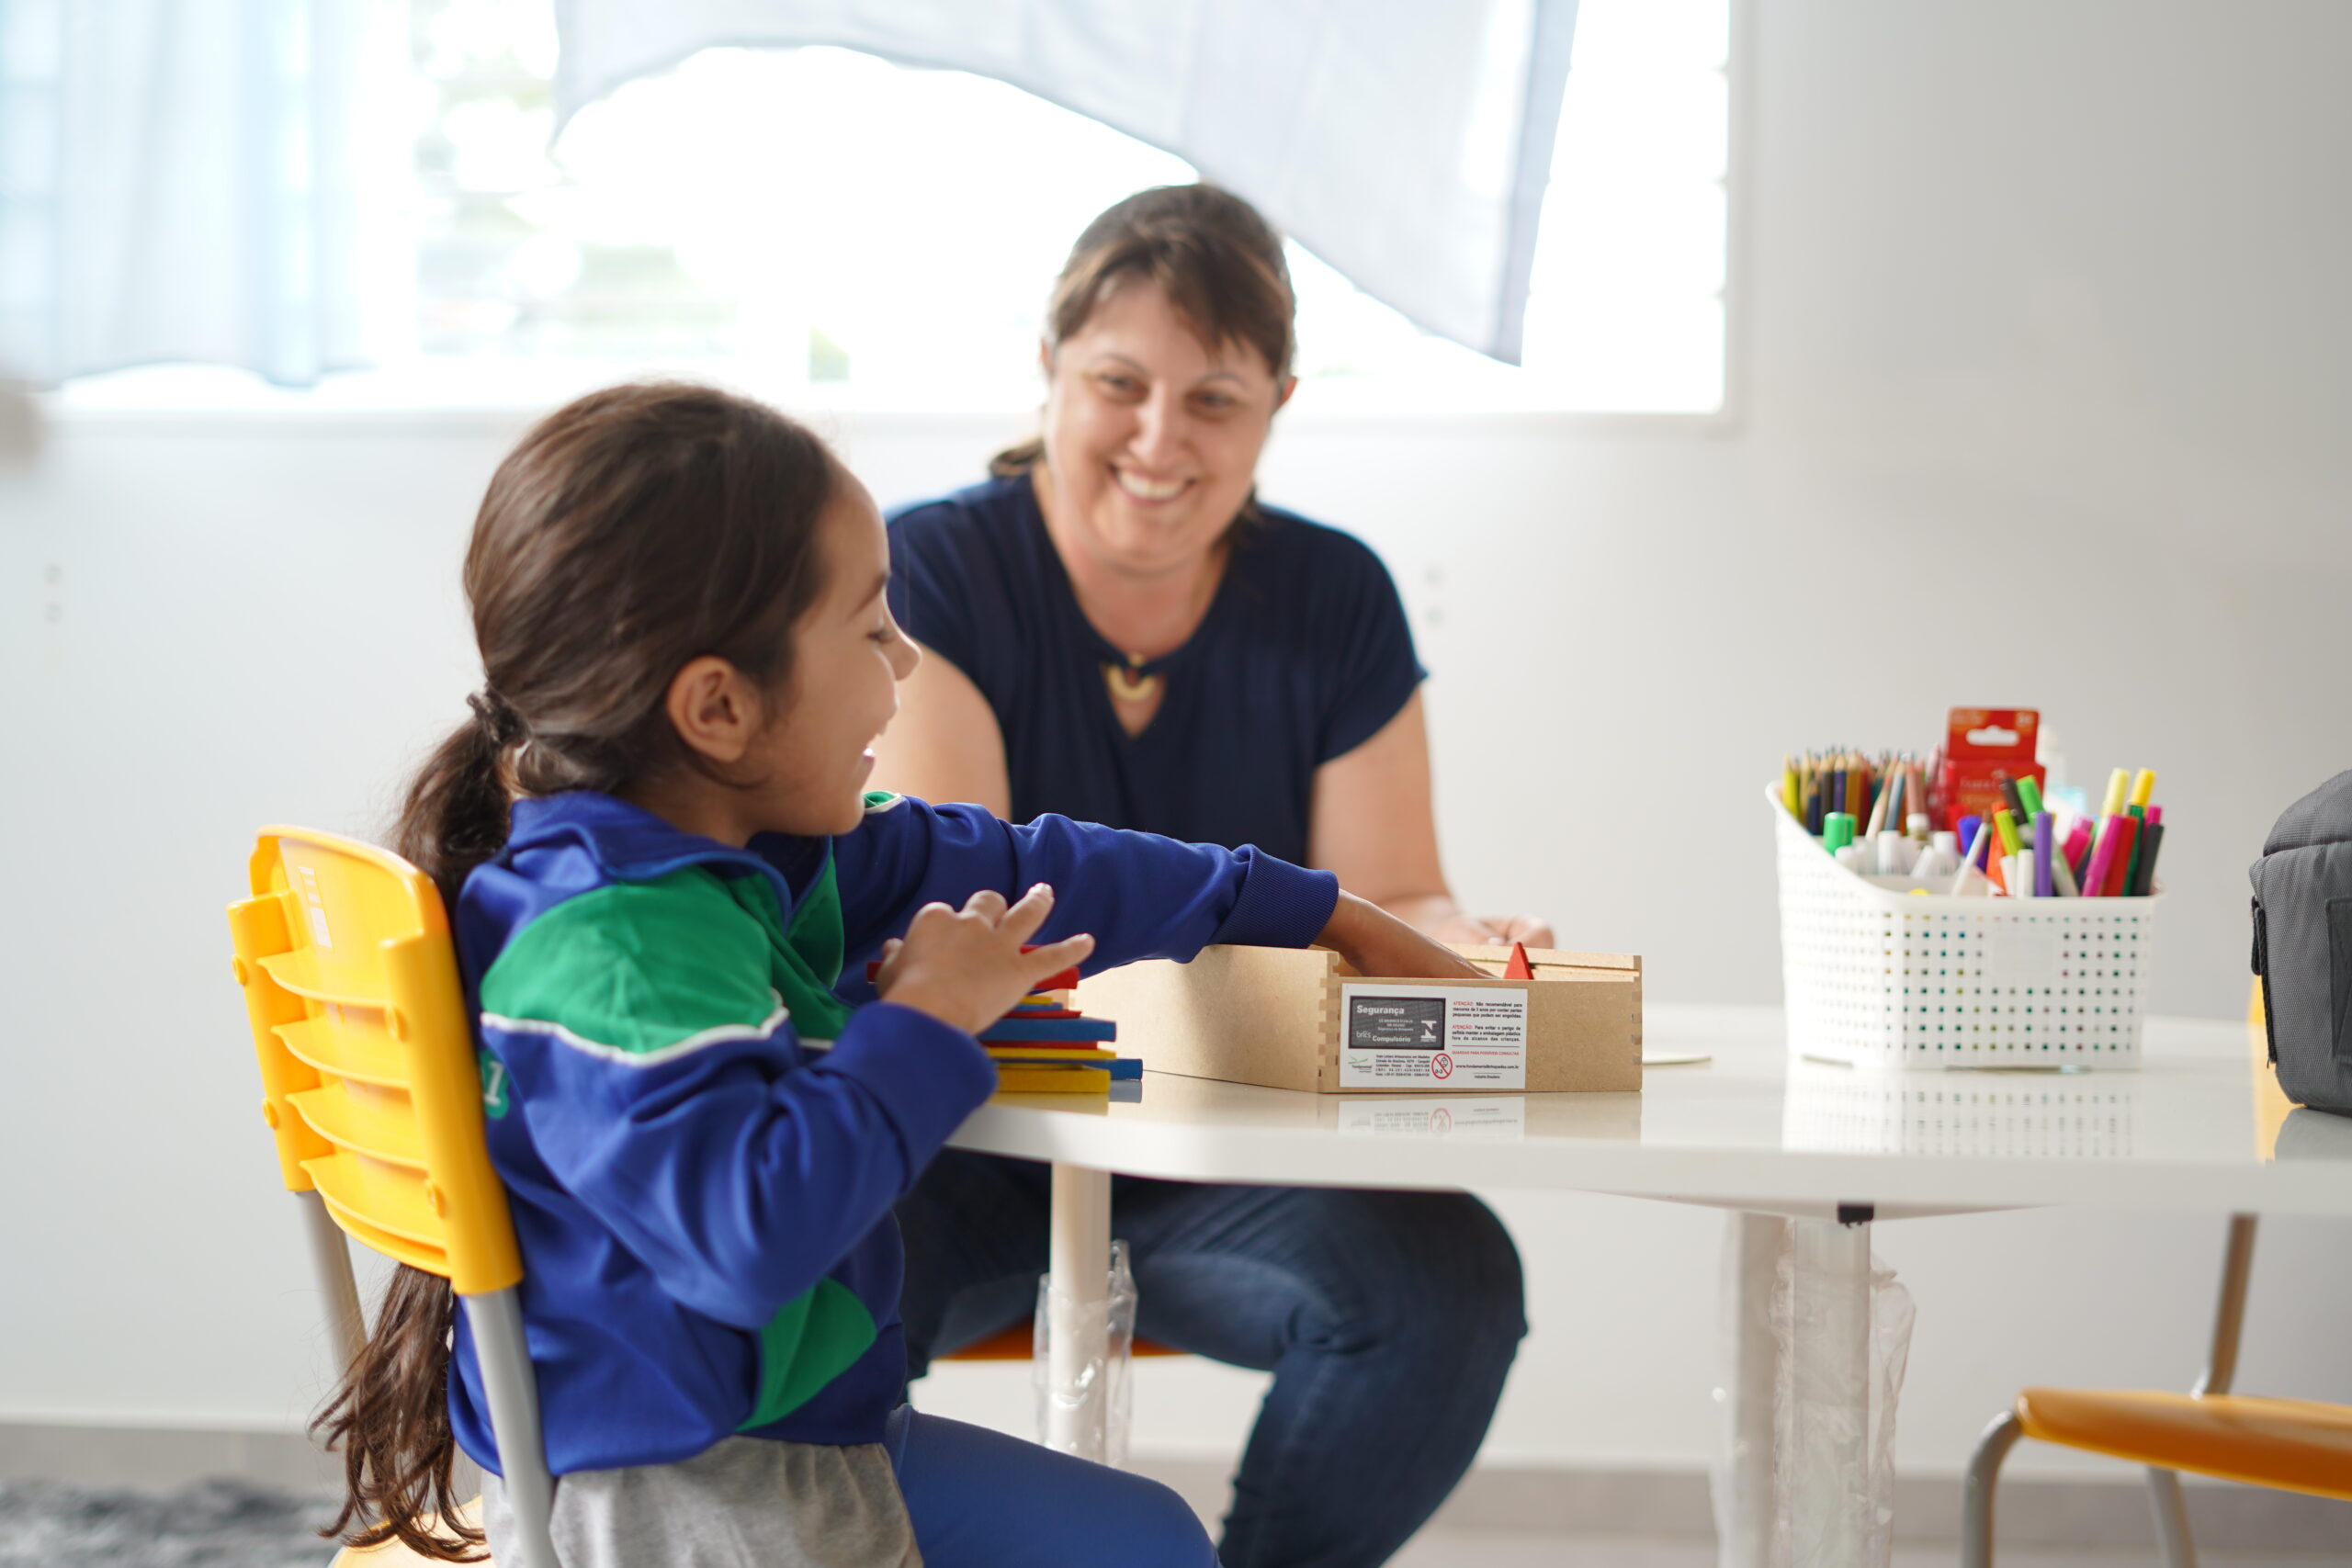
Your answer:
[1036,278,1292,579]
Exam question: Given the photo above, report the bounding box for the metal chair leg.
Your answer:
[1961,1411,2023,1568]
[468,1287,559,1568]
[2192,1215,2256,1398]
[297,1190,367,1372]
[2146,1467,2199,1568]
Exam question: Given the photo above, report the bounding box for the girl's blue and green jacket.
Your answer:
[448,789,1339,1476]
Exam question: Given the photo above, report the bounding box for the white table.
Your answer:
[945,1005,2352,1566]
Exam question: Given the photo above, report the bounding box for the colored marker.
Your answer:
[2101,768,2131,821]
[2101,815,2141,896]
[2129,769,2156,810]
[1950,818,1996,896]
[1876,830,1908,875]
[2098,808,2135,893]
[1823,812,1856,855]
[2063,819,2096,885]
[2016,774,2046,821]
[2132,821,2165,896]
[2032,811,2053,897]
[1993,807,2023,859]
[1922,829,1960,877]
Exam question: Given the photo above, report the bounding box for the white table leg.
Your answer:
[1044,1160,1113,1461]
[1719,1213,1784,1568]
[1786,1215,1874,1568]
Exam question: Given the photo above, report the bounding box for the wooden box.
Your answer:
[1073,943,1642,1094]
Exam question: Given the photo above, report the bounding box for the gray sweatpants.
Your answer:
[483,1435,920,1568]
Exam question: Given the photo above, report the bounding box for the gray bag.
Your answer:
[2250,771,2352,1114]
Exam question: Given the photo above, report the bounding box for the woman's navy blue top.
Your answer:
[887,473,1424,865]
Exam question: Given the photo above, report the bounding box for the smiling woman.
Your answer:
[875,184,1539,1568]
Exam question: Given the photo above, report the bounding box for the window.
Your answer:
[70,0,1731,412]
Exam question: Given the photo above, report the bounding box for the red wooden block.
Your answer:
[1503,942,1534,981]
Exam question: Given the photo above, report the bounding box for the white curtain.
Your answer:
[551,0,1578,365]
[0,0,390,387]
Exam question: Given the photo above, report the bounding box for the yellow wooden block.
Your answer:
[993,1063,1111,1095]
[985,1043,1115,1065]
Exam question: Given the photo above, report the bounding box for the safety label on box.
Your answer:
[1338,985,1527,1089]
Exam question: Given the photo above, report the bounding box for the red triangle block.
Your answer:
[1503,942,1534,981]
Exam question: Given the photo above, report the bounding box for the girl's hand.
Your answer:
[874,884,1096,1036]
[1317,890,1488,980]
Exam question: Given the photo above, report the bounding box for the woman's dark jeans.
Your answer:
[896,1149,1528,1568]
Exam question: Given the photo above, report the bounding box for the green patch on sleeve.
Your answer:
[479,871,779,1057]
[710,856,853,1043]
[739,1277,878,1430]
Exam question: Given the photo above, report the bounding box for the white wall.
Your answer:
[5,0,2351,1483]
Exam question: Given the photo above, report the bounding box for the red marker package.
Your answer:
[1938,707,2044,833]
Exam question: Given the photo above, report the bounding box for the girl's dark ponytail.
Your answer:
[312,1268,480,1561]
[319,699,518,1558]
[319,382,840,1557]
[395,694,520,910]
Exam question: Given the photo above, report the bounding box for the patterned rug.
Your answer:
[0,1478,342,1568]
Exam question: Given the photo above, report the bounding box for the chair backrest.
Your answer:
[228,827,521,1298]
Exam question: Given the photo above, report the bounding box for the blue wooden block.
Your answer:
[978,1015,1118,1043]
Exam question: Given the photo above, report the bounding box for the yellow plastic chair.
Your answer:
[228,827,556,1568]
[1960,986,2352,1567]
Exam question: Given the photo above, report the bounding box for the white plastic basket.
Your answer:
[1770,786,2157,1070]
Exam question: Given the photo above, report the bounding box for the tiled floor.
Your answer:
[1388,1529,2336,1568]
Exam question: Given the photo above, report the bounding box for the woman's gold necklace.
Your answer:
[1086,548,1224,714]
[1103,654,1161,705]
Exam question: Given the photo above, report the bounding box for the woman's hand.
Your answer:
[875,885,1096,1036]
[1315,890,1488,980]
[1428,912,1556,949]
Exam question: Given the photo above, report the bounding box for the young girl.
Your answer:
[320,381,1483,1568]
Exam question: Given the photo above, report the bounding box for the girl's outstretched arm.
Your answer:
[815,794,1343,992]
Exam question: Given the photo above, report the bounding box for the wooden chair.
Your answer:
[228,827,554,1567]
[1960,987,2352,1567]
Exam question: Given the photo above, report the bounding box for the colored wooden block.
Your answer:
[993,1063,1111,1095]
[978,1016,1118,1043]
[985,1043,1117,1065]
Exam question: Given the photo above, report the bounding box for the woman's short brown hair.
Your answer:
[992,183,1295,476]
